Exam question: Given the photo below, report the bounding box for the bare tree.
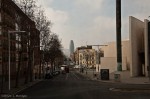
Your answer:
[13,0,52,80]
[34,8,52,46]
[14,0,37,20]
[43,33,63,73]
[13,0,52,49]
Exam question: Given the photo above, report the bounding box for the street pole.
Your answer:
[116,0,122,71]
[8,32,11,91]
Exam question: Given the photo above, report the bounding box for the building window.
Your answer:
[0,26,2,35]
[16,34,21,41]
[0,40,1,47]
[15,23,19,31]
[0,53,2,62]
[0,64,2,75]
[0,13,1,22]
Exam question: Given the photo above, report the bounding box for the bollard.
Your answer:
[114,72,121,82]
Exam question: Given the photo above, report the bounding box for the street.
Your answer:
[14,69,150,99]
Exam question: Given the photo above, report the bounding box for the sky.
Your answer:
[37,0,150,49]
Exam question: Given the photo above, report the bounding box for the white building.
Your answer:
[97,16,150,77]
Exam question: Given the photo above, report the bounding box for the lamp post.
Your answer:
[8,31,26,90]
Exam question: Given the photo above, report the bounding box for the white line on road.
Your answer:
[72,72,79,80]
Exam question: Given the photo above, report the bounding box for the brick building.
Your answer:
[0,0,40,92]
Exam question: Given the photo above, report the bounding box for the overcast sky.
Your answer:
[37,0,150,49]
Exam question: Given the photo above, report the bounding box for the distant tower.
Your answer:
[69,40,74,56]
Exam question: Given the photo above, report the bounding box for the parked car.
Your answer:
[45,67,53,79]
[74,65,81,69]
[52,70,60,76]
[60,65,69,74]
[45,73,53,79]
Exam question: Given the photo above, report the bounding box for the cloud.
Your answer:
[89,16,116,43]
[44,8,71,48]
[37,0,71,48]
[37,0,53,7]
[37,0,150,49]
[75,0,103,11]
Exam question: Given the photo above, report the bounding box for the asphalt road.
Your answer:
[14,70,150,99]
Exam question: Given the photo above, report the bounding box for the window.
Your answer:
[0,26,2,35]
[16,34,21,41]
[0,13,1,22]
[0,40,1,47]
[0,0,1,8]
[15,23,19,31]
[0,52,2,62]
[0,64,2,75]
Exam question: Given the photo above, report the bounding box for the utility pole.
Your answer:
[116,0,122,71]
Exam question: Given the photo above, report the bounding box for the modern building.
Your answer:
[98,16,150,77]
[69,40,74,61]
[69,40,74,55]
[129,16,149,77]
[0,0,40,92]
[98,41,129,73]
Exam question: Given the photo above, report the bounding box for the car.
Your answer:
[74,65,81,69]
[45,73,53,79]
[52,70,60,76]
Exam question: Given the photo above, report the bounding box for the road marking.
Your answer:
[72,72,79,80]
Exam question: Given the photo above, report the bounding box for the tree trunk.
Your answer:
[38,59,42,79]
[15,51,22,88]
[25,38,30,84]
[0,62,4,93]
[30,50,33,82]
[51,60,54,73]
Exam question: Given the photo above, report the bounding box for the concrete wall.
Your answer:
[100,40,130,73]
[129,16,144,77]
[122,41,130,70]
[102,42,116,57]
[100,57,127,73]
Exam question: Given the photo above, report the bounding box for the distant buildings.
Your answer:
[69,40,74,55]
[74,46,97,68]
[69,40,74,61]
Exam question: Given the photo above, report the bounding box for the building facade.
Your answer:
[129,16,150,77]
[98,16,150,77]
[99,41,129,73]
[69,40,74,55]
[75,46,96,68]
[0,0,40,92]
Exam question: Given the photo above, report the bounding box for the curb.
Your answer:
[77,72,150,85]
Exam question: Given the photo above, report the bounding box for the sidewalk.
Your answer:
[77,69,150,84]
[0,79,43,95]
[10,79,43,95]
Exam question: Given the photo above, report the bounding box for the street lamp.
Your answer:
[8,30,26,90]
